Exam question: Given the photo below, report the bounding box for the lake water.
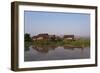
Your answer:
[24,45,90,61]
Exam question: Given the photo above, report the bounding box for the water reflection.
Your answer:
[25,45,85,53]
[32,45,56,53]
[24,45,90,61]
[24,46,30,51]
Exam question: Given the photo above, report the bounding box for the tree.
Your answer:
[24,33,32,42]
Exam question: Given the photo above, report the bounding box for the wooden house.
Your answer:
[63,35,74,40]
[32,33,49,40]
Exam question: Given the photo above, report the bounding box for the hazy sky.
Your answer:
[24,11,90,37]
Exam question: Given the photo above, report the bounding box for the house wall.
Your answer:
[37,37,44,40]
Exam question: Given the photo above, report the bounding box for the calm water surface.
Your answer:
[24,45,90,61]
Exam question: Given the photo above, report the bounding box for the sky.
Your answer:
[24,11,90,37]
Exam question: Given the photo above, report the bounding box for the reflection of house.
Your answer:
[32,45,56,53]
[63,35,74,40]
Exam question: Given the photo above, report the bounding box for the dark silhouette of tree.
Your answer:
[24,33,32,42]
[50,35,56,41]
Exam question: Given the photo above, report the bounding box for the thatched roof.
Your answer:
[63,35,74,38]
[32,33,49,39]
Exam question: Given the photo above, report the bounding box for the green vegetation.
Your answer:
[25,39,90,48]
[63,39,90,47]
